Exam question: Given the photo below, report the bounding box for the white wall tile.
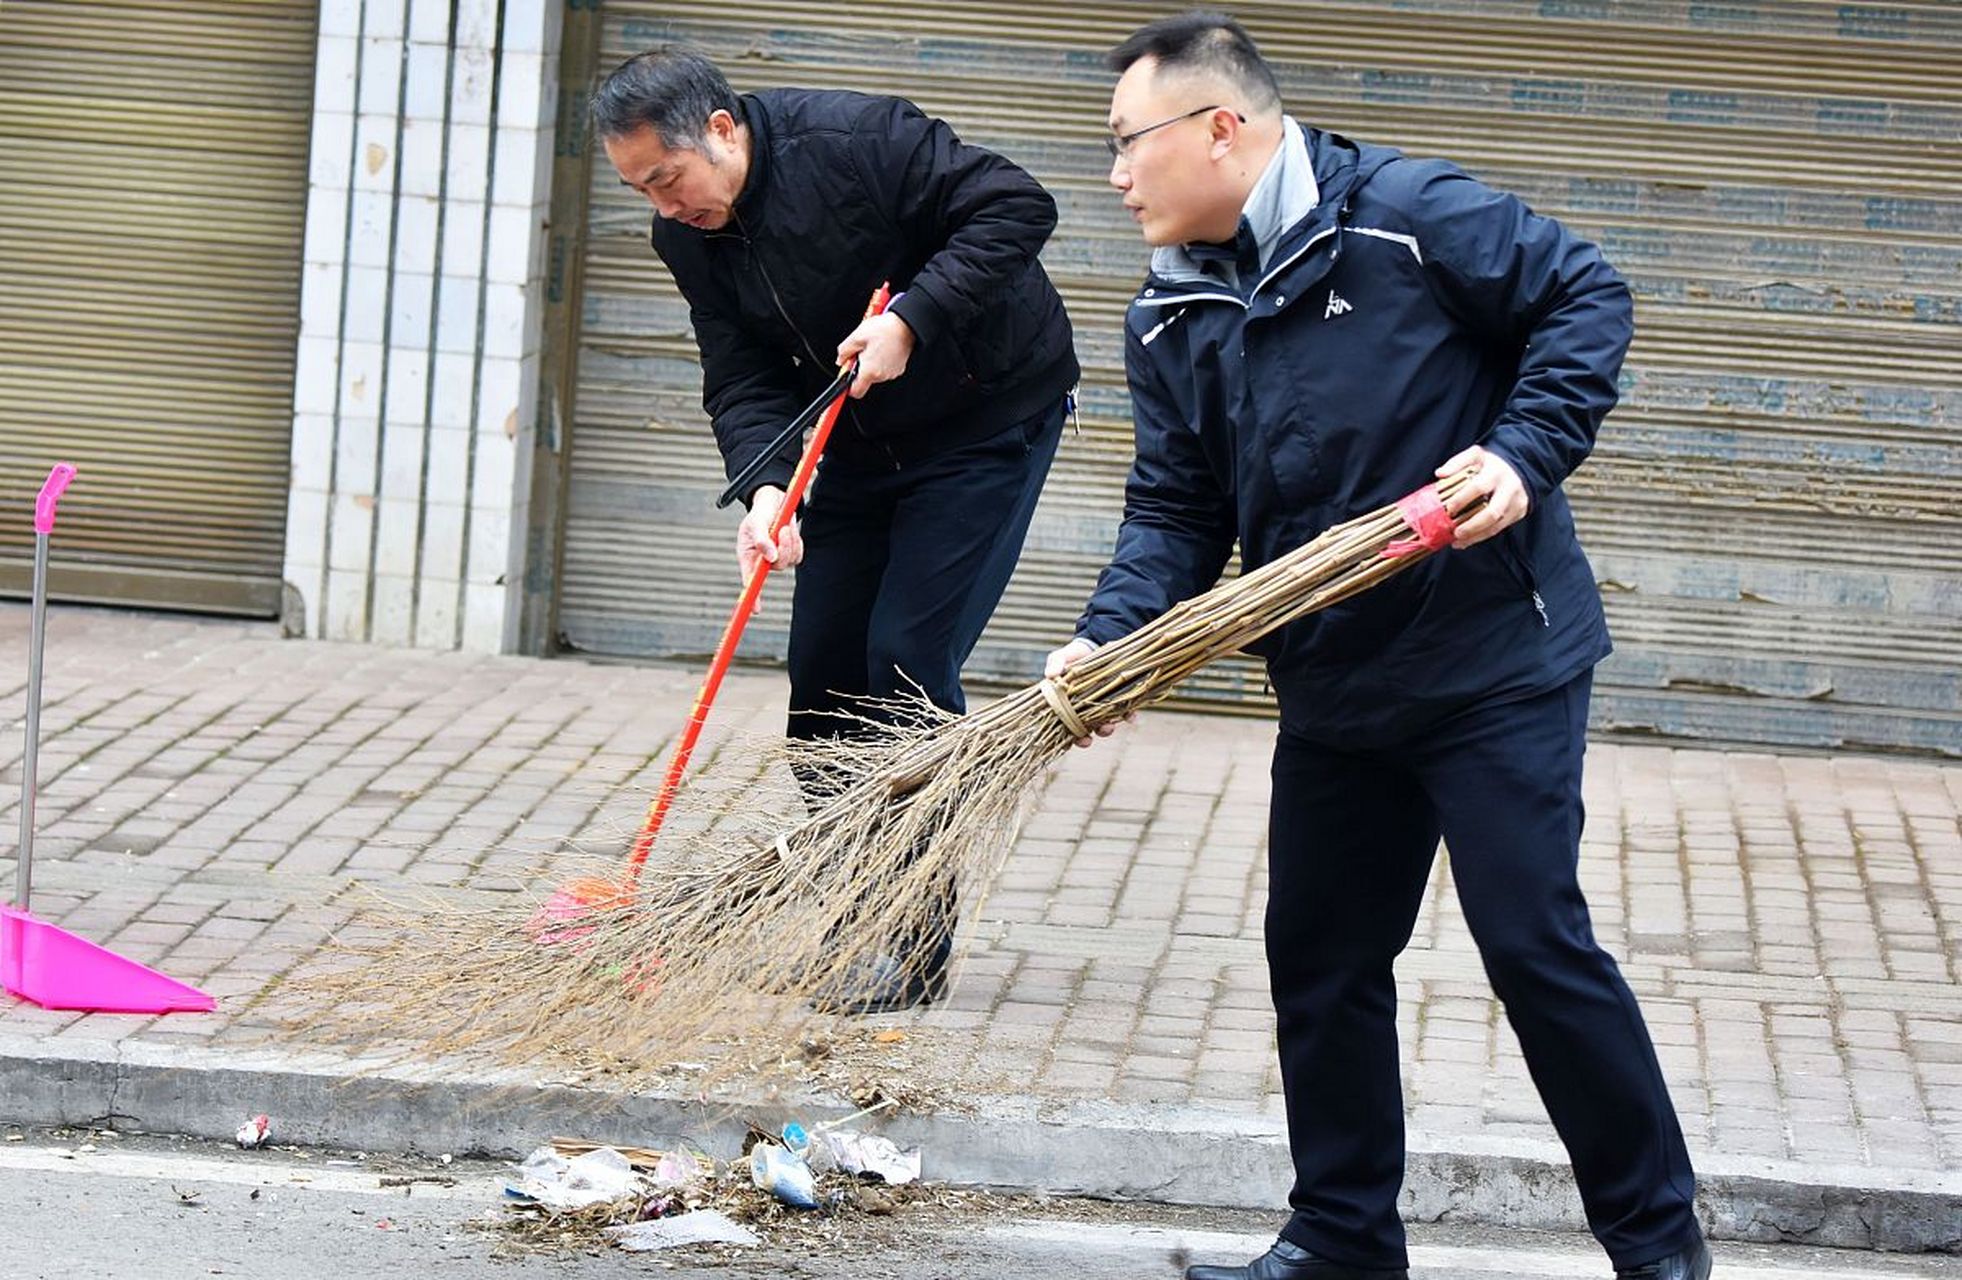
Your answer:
[301,184,350,267]
[402,41,449,122]
[313,35,359,117]
[283,484,329,574]
[423,427,471,506]
[483,203,535,286]
[461,580,508,653]
[490,125,552,210]
[438,197,485,277]
[372,498,422,579]
[288,413,338,493]
[418,501,466,582]
[328,492,377,572]
[465,506,510,584]
[387,268,435,346]
[352,113,401,193]
[299,260,343,334]
[500,0,556,55]
[293,335,341,416]
[414,577,460,649]
[323,569,369,641]
[342,264,389,344]
[348,188,395,267]
[427,354,475,431]
[362,0,408,40]
[308,111,355,188]
[433,272,483,356]
[479,280,528,358]
[334,414,380,496]
[319,0,363,39]
[469,432,515,512]
[369,573,416,646]
[500,352,541,447]
[409,0,452,45]
[444,122,491,200]
[475,355,524,436]
[339,340,386,424]
[494,48,545,128]
[383,343,431,425]
[450,46,494,125]
[391,197,439,275]
[454,0,499,54]
[379,423,427,500]
[358,37,406,117]
[397,123,444,200]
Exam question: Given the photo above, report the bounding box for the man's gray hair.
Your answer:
[1107,10,1282,114]
[591,48,741,147]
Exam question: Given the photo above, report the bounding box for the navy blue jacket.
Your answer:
[651,90,1078,497]
[1077,128,1627,746]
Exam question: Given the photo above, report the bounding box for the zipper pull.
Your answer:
[1531,591,1549,627]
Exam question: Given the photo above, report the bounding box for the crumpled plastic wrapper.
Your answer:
[504,1145,646,1211]
[818,1130,921,1185]
[607,1209,760,1251]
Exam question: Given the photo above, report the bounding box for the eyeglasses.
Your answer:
[1104,105,1246,159]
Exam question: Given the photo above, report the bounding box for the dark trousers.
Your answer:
[1267,672,1698,1272]
[787,401,1062,736]
[784,402,1062,966]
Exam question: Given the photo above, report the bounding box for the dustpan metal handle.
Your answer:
[17,464,72,908]
[16,537,47,908]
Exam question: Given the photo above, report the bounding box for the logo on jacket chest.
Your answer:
[1323,289,1354,320]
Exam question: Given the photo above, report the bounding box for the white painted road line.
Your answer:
[0,1145,497,1201]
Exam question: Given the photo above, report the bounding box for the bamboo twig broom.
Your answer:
[282,470,1480,1075]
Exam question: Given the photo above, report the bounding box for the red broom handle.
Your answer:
[625,282,892,881]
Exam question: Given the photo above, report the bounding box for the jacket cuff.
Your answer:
[1074,615,1130,647]
[738,462,798,509]
[887,285,949,353]
[1478,434,1552,508]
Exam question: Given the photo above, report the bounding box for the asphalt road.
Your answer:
[6,1131,1960,1280]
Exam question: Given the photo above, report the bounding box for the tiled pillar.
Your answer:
[285,0,561,652]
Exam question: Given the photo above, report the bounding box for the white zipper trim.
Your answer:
[1251,223,1338,302]
[1347,225,1422,264]
[1140,308,1186,346]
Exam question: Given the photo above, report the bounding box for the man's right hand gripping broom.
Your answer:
[738,485,804,584]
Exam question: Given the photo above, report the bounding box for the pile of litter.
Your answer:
[500,1109,927,1255]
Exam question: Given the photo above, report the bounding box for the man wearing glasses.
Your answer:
[1048,12,1708,1280]
[594,49,1078,1013]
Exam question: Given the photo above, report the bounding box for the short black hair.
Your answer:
[1107,10,1282,113]
[591,48,741,147]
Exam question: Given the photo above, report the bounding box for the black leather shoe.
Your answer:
[809,953,948,1016]
[1186,1238,1409,1280]
[1615,1233,1713,1280]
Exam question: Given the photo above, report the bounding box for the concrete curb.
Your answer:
[3,1034,1957,1253]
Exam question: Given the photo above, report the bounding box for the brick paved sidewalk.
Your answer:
[2,604,1958,1189]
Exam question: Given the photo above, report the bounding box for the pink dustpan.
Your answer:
[4,464,215,1015]
[2,906,215,1013]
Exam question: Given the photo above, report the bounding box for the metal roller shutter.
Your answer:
[554,2,1960,754]
[0,0,316,615]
